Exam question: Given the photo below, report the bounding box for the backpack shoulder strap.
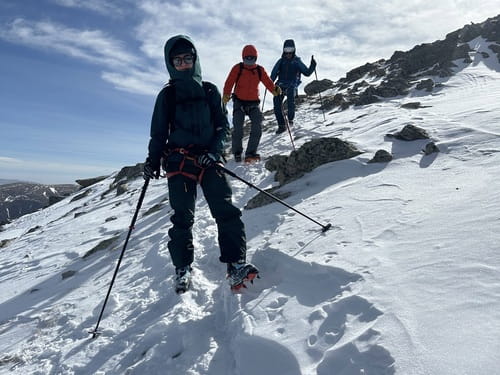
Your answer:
[165,81,175,97]
[202,80,216,93]
[202,81,217,125]
[165,81,176,134]
[256,64,263,80]
[235,62,244,85]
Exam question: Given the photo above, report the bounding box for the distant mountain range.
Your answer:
[0,179,23,185]
[0,182,79,225]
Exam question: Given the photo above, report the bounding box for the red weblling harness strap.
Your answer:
[165,147,206,183]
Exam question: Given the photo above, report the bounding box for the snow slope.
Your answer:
[1,44,500,374]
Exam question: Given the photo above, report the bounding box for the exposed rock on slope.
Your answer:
[304,14,500,109]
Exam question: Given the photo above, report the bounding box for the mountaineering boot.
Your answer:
[175,265,192,294]
[275,126,286,134]
[244,153,261,163]
[227,262,259,291]
[234,153,242,162]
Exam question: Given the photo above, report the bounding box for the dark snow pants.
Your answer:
[166,164,246,269]
[231,98,263,156]
[273,85,296,127]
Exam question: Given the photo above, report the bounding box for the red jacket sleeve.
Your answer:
[223,64,240,96]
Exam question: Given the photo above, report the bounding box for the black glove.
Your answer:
[197,153,219,168]
[310,56,317,69]
[143,157,160,180]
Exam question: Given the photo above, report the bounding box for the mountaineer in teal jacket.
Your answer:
[143,35,259,293]
[271,39,316,134]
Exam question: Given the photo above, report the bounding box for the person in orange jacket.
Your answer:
[223,45,281,163]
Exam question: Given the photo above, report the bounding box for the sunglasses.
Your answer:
[243,56,257,63]
[172,54,194,67]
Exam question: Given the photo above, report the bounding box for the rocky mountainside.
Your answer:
[0,183,79,225]
[305,14,500,109]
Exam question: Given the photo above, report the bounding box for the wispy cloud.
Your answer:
[133,0,500,89]
[0,17,163,94]
[2,0,500,96]
[1,18,142,69]
[101,69,165,95]
[0,157,22,164]
[0,156,118,184]
[49,0,127,17]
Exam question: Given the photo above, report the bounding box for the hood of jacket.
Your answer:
[282,39,296,58]
[164,35,203,85]
[242,44,258,59]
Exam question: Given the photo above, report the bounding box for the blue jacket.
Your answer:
[270,56,316,89]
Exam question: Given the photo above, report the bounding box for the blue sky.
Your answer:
[1,0,499,184]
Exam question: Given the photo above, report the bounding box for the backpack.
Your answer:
[164,80,218,135]
[235,62,262,86]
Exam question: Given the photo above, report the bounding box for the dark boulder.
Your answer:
[368,150,393,163]
[416,79,434,91]
[422,141,440,155]
[304,79,335,95]
[265,137,362,186]
[76,176,107,188]
[387,124,430,141]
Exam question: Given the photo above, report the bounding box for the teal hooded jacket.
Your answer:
[148,35,229,166]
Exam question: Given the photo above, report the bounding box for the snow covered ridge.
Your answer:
[304,14,500,109]
[1,20,500,375]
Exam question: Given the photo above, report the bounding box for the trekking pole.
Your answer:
[261,89,267,112]
[280,91,296,151]
[313,60,326,122]
[219,165,331,232]
[89,177,150,338]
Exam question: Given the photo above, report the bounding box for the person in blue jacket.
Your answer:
[270,39,316,134]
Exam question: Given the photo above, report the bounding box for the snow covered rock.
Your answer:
[266,137,362,186]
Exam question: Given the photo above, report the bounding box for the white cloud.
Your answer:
[2,0,500,96]
[101,69,165,95]
[49,0,127,17]
[0,16,162,94]
[0,157,22,164]
[133,0,500,91]
[1,18,142,69]
[0,156,118,184]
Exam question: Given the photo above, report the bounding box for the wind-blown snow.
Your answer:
[1,48,499,374]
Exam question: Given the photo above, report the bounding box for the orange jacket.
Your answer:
[223,45,276,101]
